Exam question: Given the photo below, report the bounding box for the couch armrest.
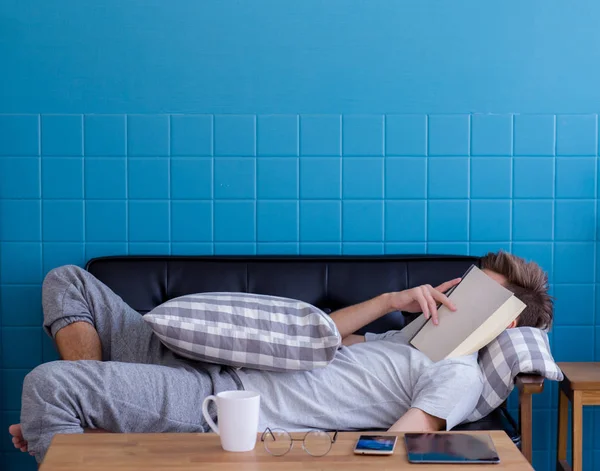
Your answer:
[516,374,545,464]
[516,374,545,395]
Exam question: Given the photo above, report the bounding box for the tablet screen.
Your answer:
[404,433,500,464]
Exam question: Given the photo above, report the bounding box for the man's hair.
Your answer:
[479,251,553,330]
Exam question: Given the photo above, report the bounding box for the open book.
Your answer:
[402,265,526,362]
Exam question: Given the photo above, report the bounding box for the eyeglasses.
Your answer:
[261,427,338,457]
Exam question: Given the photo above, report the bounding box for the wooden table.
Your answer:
[39,431,532,470]
[557,362,600,471]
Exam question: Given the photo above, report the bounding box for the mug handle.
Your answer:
[201,395,219,434]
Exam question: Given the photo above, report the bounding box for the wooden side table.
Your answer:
[556,362,600,471]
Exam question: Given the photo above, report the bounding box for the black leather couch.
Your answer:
[86,254,542,463]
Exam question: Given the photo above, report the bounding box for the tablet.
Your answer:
[404,433,500,464]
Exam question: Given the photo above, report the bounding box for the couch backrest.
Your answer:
[86,255,480,334]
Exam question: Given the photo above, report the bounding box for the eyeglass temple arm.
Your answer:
[261,427,276,442]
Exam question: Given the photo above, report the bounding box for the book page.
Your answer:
[447,295,526,358]
[409,265,514,362]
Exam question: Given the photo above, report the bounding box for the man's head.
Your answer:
[480,251,553,330]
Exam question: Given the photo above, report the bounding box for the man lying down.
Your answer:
[9,251,552,464]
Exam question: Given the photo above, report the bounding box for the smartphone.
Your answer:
[353,434,398,455]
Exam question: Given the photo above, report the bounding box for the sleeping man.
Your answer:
[9,251,553,464]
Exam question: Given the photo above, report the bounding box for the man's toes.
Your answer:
[9,424,28,453]
[8,424,22,436]
[12,438,27,450]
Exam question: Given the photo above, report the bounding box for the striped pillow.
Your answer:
[144,292,342,371]
[465,327,563,423]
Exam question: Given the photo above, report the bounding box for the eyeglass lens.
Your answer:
[302,430,333,457]
[263,428,293,456]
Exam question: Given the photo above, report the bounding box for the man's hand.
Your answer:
[388,278,461,325]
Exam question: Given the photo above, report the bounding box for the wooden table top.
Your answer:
[557,362,600,390]
[40,431,533,471]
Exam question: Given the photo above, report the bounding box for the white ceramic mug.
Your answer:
[201,390,261,452]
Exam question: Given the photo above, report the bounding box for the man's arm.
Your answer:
[393,357,483,433]
[330,294,394,341]
[330,278,461,342]
[342,334,366,346]
[387,408,445,432]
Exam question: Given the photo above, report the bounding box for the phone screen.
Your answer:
[355,435,397,453]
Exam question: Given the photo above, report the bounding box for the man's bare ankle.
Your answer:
[55,321,102,361]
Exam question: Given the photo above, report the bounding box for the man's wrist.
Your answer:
[379,292,396,315]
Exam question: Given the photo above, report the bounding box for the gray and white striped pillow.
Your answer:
[144,292,342,372]
[466,327,563,423]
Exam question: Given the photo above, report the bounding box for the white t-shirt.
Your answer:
[237,330,484,432]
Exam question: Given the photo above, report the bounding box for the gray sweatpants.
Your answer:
[21,265,242,463]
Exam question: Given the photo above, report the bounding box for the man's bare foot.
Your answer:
[9,424,29,453]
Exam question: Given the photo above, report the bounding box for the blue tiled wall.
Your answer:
[1,112,598,469]
[2,2,600,470]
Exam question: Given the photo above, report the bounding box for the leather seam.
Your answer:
[245,262,249,293]
[325,262,329,305]
[165,261,169,301]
